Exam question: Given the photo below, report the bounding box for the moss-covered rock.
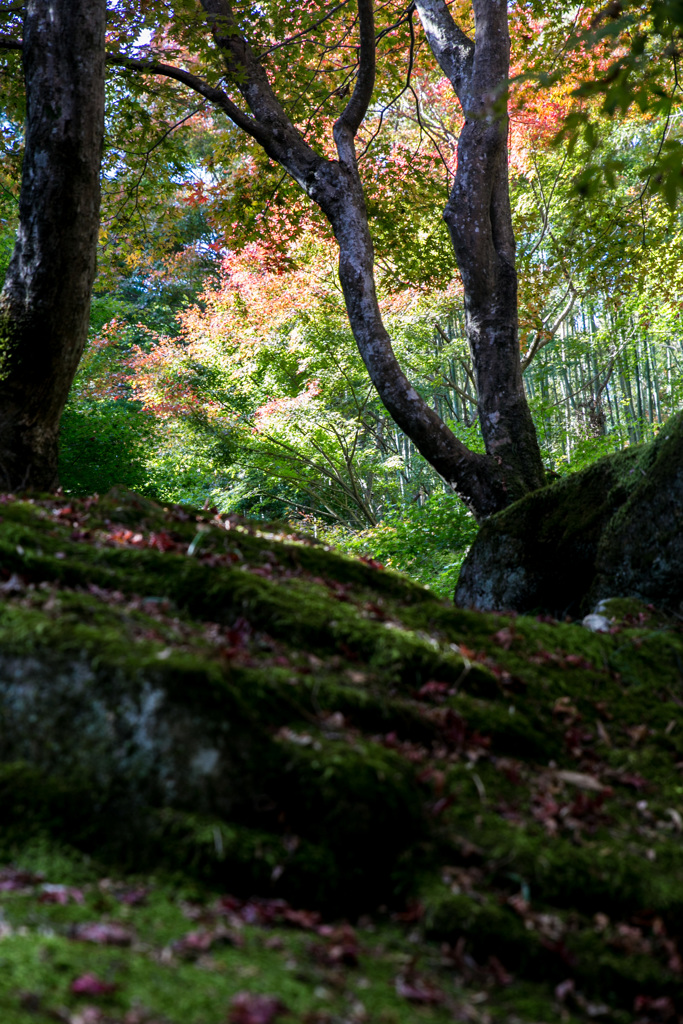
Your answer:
[455,411,683,616]
[2,487,683,1017]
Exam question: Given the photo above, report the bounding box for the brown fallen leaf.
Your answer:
[72,922,134,946]
[555,770,605,792]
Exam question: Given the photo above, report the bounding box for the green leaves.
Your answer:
[644,138,683,208]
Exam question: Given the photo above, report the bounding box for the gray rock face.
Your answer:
[455,412,683,616]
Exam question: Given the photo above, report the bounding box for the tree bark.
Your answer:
[0,0,106,491]
[414,0,546,496]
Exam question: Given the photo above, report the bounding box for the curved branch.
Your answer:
[413,0,473,100]
[106,53,264,139]
[336,0,375,136]
[256,0,351,61]
[0,33,21,49]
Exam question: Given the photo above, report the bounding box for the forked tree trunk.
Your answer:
[0,0,106,491]
[115,0,544,518]
[414,0,546,497]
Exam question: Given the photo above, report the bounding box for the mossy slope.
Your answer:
[1,488,683,1020]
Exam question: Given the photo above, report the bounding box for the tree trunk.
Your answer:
[415,0,546,497]
[0,0,106,491]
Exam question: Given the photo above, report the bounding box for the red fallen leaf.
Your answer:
[173,929,214,957]
[542,939,578,967]
[148,530,177,552]
[173,926,242,959]
[618,773,650,790]
[282,907,321,930]
[488,954,513,986]
[416,767,446,794]
[364,601,386,620]
[467,730,491,751]
[564,654,595,670]
[416,680,451,701]
[634,995,676,1020]
[555,978,575,1002]
[395,973,445,1004]
[430,796,454,817]
[314,923,360,966]
[458,643,478,660]
[338,642,359,661]
[115,887,148,906]
[442,709,467,749]
[498,760,523,785]
[71,974,117,997]
[626,724,650,744]
[39,883,84,905]
[0,866,43,891]
[492,626,516,650]
[228,992,289,1024]
[391,901,424,923]
[358,555,384,570]
[553,696,581,721]
[224,616,252,649]
[73,921,133,946]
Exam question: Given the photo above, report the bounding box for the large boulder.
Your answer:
[455,412,683,616]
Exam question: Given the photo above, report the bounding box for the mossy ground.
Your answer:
[1,488,683,1021]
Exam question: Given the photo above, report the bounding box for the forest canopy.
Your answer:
[1,0,683,592]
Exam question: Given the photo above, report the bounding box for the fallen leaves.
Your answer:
[71,974,118,996]
[72,922,134,946]
[172,926,242,959]
[394,966,445,1005]
[228,992,289,1024]
[554,769,608,792]
[0,866,43,891]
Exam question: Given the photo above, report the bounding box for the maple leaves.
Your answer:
[228,993,288,1024]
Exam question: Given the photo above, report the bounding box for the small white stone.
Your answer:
[582,613,611,633]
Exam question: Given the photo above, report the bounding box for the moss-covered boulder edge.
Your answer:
[456,409,683,617]
[2,487,683,1016]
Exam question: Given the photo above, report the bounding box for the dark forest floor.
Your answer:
[0,489,682,1023]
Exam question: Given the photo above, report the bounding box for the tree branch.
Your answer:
[197,0,322,188]
[256,0,351,61]
[106,52,266,141]
[0,33,21,49]
[413,0,473,99]
[336,0,375,137]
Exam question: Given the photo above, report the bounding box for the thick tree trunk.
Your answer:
[415,0,546,497]
[0,0,106,491]
[310,159,512,517]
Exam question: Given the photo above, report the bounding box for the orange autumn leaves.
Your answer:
[86,2,623,426]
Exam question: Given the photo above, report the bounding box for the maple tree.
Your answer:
[101,0,551,519]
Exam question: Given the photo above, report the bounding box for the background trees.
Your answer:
[1,0,683,592]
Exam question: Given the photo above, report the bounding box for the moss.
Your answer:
[3,488,683,1016]
[422,889,544,972]
[148,809,340,908]
[0,762,95,850]
[455,412,683,615]
[270,733,426,909]
[422,883,683,1008]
